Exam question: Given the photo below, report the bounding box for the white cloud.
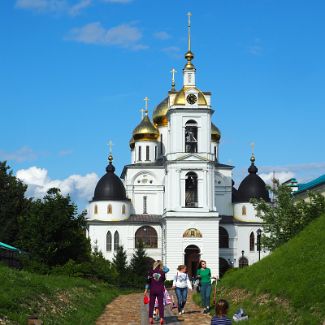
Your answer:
[69,0,92,16]
[102,0,133,3]
[16,166,99,206]
[15,0,67,13]
[162,46,182,58]
[0,146,38,163]
[259,171,295,185]
[248,38,263,56]
[65,22,147,50]
[16,0,91,15]
[154,31,171,40]
[58,149,73,156]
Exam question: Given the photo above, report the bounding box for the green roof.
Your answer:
[295,174,325,194]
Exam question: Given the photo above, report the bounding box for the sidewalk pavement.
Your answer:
[96,290,212,325]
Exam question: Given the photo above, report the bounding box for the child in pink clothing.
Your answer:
[153,286,172,321]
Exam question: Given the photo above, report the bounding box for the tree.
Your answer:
[129,240,148,277]
[17,188,91,266]
[0,161,29,245]
[112,245,128,275]
[253,181,325,250]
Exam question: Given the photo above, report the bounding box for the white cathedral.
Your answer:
[86,15,270,280]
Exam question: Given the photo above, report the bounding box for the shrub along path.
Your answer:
[96,290,212,325]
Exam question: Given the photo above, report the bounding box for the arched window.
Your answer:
[185,120,198,153]
[106,231,112,251]
[122,204,126,214]
[239,256,249,268]
[94,204,98,214]
[219,227,229,248]
[107,204,112,214]
[242,205,247,215]
[114,231,119,251]
[185,172,198,207]
[135,226,158,248]
[250,232,255,251]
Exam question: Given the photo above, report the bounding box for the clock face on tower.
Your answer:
[186,93,197,105]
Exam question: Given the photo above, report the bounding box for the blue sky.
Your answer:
[1,0,325,209]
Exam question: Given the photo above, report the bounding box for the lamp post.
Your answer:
[257,229,262,261]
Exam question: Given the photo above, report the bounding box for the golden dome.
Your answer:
[153,97,169,127]
[132,115,159,141]
[211,123,221,142]
[129,136,135,149]
[174,87,207,106]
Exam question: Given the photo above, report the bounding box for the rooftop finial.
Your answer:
[250,142,255,163]
[144,96,149,115]
[107,140,114,163]
[187,11,192,52]
[171,68,177,90]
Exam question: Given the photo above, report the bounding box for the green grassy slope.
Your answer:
[214,214,325,325]
[0,265,119,324]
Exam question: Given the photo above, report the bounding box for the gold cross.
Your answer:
[171,68,177,83]
[250,142,255,155]
[187,11,192,27]
[108,140,113,155]
[144,96,149,115]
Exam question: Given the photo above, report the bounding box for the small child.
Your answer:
[153,286,172,320]
[211,299,232,325]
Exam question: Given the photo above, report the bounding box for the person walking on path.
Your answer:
[172,265,192,317]
[196,260,216,314]
[211,299,232,325]
[145,260,166,324]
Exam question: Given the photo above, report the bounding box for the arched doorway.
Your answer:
[219,257,231,277]
[184,245,200,278]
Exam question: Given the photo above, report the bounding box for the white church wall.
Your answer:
[163,218,220,281]
[158,126,168,156]
[124,169,165,215]
[88,223,163,263]
[167,111,211,155]
[134,141,158,164]
[234,203,263,222]
[130,148,135,164]
[214,170,233,215]
[234,224,268,267]
[87,201,130,221]
[165,161,216,212]
[219,224,237,265]
[210,141,219,160]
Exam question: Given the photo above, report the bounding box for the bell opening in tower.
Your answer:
[185,120,198,153]
[185,172,198,207]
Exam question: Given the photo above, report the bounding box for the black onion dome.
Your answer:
[237,155,270,203]
[92,155,126,201]
[232,180,240,203]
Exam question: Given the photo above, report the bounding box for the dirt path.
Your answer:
[96,290,212,325]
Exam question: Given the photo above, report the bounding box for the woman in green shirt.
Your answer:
[196,260,216,313]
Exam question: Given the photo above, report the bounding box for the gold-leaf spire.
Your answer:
[184,11,195,70]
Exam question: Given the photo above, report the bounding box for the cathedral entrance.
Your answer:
[184,245,200,278]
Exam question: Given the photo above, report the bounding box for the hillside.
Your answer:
[0,265,119,324]
[215,214,325,325]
